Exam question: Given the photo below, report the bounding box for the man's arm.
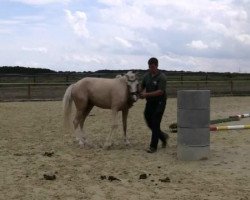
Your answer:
[140,89,163,99]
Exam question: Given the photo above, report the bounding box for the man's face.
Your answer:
[148,63,158,74]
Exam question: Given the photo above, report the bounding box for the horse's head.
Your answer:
[125,71,139,102]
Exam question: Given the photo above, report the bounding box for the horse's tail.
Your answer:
[62,84,73,131]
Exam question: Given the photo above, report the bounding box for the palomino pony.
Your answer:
[62,71,139,148]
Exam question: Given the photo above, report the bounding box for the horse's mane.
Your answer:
[115,71,137,82]
[115,74,122,79]
[115,74,127,83]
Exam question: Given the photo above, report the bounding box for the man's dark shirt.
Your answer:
[141,71,167,102]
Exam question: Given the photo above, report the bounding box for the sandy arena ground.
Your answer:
[0,97,250,200]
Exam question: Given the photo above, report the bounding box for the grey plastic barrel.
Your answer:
[177,90,210,161]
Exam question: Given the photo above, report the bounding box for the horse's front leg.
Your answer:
[104,109,118,149]
[122,108,130,146]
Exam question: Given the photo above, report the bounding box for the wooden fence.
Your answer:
[1,80,250,101]
[0,72,250,83]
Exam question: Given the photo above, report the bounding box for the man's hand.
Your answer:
[139,91,147,99]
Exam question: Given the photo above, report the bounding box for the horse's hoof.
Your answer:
[86,142,95,149]
[103,142,113,150]
[79,143,85,149]
[73,140,79,145]
[124,140,131,146]
[79,139,84,145]
[103,145,111,150]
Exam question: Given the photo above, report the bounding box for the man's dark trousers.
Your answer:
[144,100,166,149]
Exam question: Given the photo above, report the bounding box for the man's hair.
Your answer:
[148,57,158,66]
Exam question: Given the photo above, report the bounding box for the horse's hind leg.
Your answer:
[79,104,94,147]
[73,110,85,146]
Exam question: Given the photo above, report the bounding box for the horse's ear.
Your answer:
[123,74,129,83]
[131,70,138,77]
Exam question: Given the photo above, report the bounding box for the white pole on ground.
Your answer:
[210,125,250,131]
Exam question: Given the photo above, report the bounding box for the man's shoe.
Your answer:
[146,147,157,153]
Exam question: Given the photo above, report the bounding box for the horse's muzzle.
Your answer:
[130,92,139,102]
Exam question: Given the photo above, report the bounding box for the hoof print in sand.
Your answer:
[43,151,54,157]
[159,177,170,183]
[100,175,120,182]
[139,173,148,179]
[43,172,56,180]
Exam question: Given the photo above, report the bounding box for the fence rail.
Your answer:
[1,72,250,83]
[1,80,250,101]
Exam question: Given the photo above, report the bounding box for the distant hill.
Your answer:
[0,66,56,74]
[0,66,249,77]
[94,69,249,76]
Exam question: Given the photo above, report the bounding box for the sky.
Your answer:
[0,0,250,73]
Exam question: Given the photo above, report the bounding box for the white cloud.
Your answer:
[14,60,41,67]
[98,0,123,6]
[10,0,70,5]
[0,19,21,25]
[201,3,249,43]
[210,41,222,49]
[159,53,249,73]
[65,10,89,38]
[187,40,222,50]
[114,37,132,48]
[22,47,48,53]
[64,53,104,64]
[136,37,161,54]
[236,34,250,45]
[0,13,47,26]
[99,3,173,30]
[187,40,208,50]
[13,15,45,22]
[1,0,250,73]
[160,53,199,70]
[0,28,12,34]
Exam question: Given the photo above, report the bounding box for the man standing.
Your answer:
[140,57,169,153]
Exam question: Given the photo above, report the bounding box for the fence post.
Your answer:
[65,73,69,82]
[230,80,234,95]
[196,82,200,90]
[28,84,31,99]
